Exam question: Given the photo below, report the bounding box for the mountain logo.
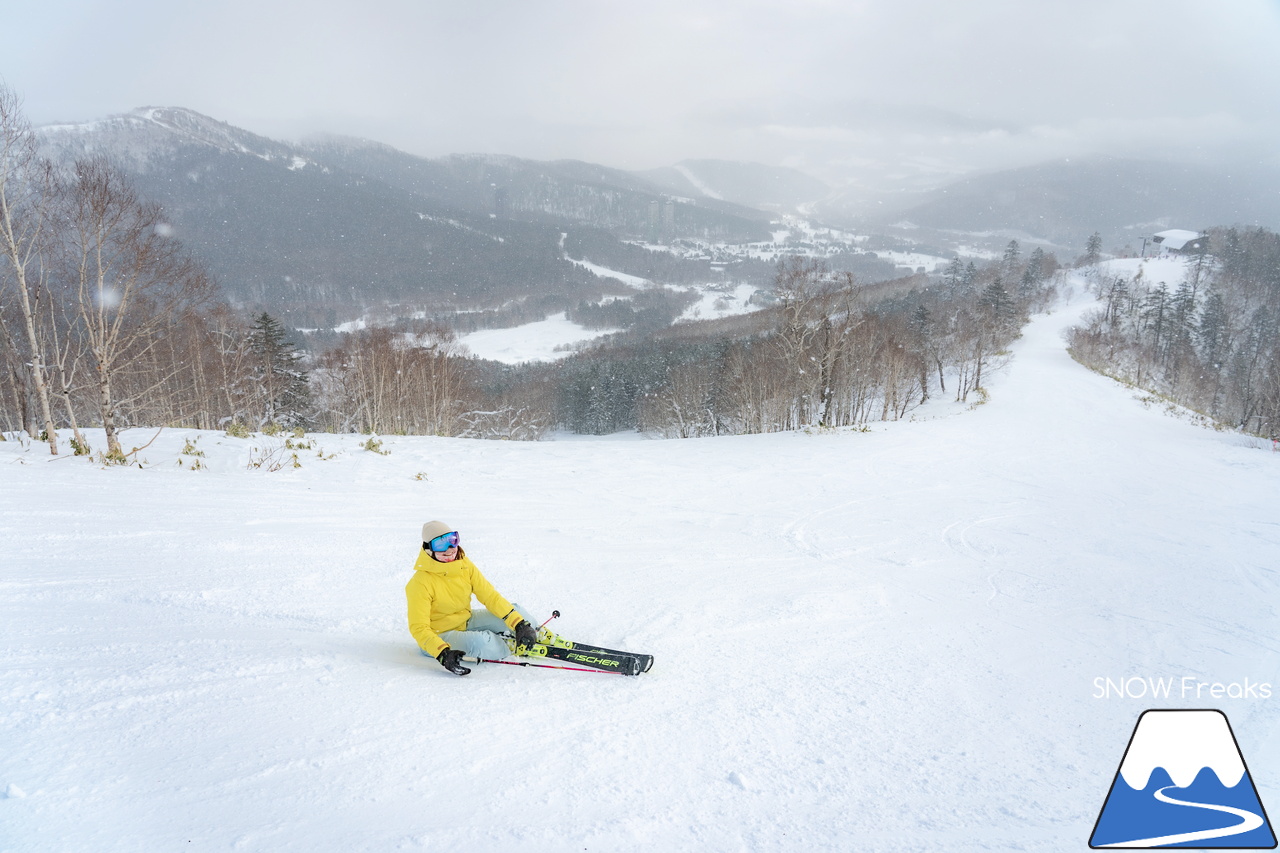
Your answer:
[1090,709,1277,848]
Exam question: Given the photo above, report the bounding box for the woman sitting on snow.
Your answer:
[405,520,537,676]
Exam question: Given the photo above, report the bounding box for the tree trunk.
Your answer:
[48,321,88,451]
[3,358,33,438]
[9,269,58,453]
[57,369,86,452]
[97,362,122,457]
[0,89,58,453]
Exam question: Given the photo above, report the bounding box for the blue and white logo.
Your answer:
[1091,709,1276,848]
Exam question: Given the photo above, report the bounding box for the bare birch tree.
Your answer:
[45,291,89,452]
[60,156,215,457]
[0,84,59,452]
[315,325,468,436]
[0,301,36,436]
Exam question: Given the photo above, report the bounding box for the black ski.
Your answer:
[535,629,653,674]
[536,644,642,676]
[559,641,653,673]
[506,633,649,676]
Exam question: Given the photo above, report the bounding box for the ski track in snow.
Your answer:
[4,276,1280,851]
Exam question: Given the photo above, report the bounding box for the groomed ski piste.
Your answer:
[4,264,1280,851]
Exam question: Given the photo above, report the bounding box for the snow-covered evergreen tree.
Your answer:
[248,312,311,429]
[1085,232,1103,266]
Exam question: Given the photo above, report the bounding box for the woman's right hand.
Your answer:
[437,647,472,676]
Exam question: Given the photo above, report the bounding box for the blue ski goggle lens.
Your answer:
[428,532,460,552]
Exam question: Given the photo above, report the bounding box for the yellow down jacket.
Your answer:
[405,548,523,657]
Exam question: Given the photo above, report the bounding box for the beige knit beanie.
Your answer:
[421,520,453,544]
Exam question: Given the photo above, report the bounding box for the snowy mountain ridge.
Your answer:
[32,106,785,322]
[40,106,314,172]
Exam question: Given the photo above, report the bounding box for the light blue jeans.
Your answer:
[429,602,533,661]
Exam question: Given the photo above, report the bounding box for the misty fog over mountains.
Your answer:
[854,157,1280,255]
[36,106,1280,329]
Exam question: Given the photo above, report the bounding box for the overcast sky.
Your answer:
[6,0,1280,189]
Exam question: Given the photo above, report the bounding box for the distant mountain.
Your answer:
[37,108,775,326]
[39,106,303,169]
[639,159,829,212]
[841,156,1280,251]
[55,110,1271,330]
[303,139,774,241]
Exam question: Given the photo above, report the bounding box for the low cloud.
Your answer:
[6,0,1279,185]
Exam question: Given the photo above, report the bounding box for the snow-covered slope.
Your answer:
[4,284,1280,851]
[638,159,830,212]
[40,106,307,171]
[458,311,619,362]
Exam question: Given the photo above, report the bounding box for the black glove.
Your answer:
[514,620,538,648]
[436,647,472,676]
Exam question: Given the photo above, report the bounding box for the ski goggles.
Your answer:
[427,531,460,552]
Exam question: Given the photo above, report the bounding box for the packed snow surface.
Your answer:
[4,285,1280,851]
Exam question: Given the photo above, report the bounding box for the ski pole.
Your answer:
[461,656,616,675]
[539,609,561,630]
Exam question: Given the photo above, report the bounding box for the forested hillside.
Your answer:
[36,108,774,328]
[1068,227,1280,439]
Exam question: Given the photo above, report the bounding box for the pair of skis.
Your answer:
[462,611,653,677]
